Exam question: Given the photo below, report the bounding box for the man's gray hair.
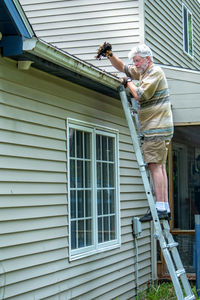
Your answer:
[128,44,153,61]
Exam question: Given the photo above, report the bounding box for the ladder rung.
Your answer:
[163,242,179,249]
[130,108,137,114]
[139,163,147,168]
[176,269,186,277]
[184,295,196,300]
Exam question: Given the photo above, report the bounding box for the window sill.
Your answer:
[183,49,194,60]
[69,242,121,262]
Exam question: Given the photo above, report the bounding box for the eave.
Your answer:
[0,0,34,56]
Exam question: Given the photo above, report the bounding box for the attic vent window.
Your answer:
[182,4,193,57]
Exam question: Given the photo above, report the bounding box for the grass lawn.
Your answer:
[138,282,200,299]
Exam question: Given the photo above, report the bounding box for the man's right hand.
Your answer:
[95,42,113,60]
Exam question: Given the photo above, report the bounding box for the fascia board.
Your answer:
[3,0,33,39]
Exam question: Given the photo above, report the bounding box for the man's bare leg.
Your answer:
[161,164,171,215]
[149,163,165,203]
[140,163,168,221]
[149,163,170,215]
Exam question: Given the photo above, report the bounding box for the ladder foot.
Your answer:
[184,296,196,300]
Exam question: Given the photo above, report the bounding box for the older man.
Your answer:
[98,43,174,221]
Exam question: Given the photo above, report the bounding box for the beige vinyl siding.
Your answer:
[20,0,144,74]
[145,0,200,69]
[0,57,151,299]
[162,66,200,124]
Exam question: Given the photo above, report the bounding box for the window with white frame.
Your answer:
[182,4,193,56]
[68,121,120,259]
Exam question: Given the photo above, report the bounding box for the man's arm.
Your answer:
[95,42,141,100]
[108,54,125,73]
[127,81,141,101]
[109,56,141,101]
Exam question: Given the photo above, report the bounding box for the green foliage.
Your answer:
[137,282,200,300]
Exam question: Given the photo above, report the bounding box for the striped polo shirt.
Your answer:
[124,64,174,141]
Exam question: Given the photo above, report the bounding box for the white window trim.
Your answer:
[182,3,194,58]
[67,118,121,261]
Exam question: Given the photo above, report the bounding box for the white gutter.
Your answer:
[23,38,121,91]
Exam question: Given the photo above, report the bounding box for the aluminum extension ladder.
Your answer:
[118,85,195,300]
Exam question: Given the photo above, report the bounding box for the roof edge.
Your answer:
[12,0,35,37]
[160,64,200,84]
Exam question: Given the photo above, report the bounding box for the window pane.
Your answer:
[70,127,93,252]
[103,190,109,214]
[97,162,102,188]
[188,13,193,55]
[110,216,116,240]
[104,216,109,242]
[85,161,91,188]
[98,217,103,243]
[109,190,115,214]
[183,7,188,52]
[77,131,83,158]
[96,135,101,160]
[96,134,116,244]
[108,137,114,161]
[102,136,107,161]
[97,190,102,216]
[85,190,92,217]
[71,221,77,249]
[70,160,75,188]
[84,132,90,159]
[77,160,83,188]
[86,219,92,246]
[78,190,84,218]
[70,190,76,218]
[183,6,193,56]
[109,164,114,187]
[69,128,75,157]
[102,163,108,187]
[78,220,84,248]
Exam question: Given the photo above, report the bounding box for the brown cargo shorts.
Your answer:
[142,139,170,164]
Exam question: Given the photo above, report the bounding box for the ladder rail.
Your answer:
[118,85,195,300]
[162,221,194,297]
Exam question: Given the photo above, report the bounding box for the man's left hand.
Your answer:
[120,77,132,88]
